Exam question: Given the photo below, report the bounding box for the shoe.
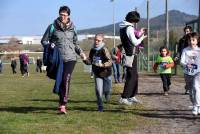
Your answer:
[184,90,189,95]
[128,97,140,103]
[119,98,132,105]
[98,106,103,112]
[164,91,169,96]
[59,105,67,114]
[192,106,198,116]
[90,75,94,79]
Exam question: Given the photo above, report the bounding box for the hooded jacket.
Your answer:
[119,21,144,56]
[41,18,83,62]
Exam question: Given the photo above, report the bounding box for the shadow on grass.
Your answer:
[0,106,55,113]
[30,98,96,104]
[138,92,186,96]
[0,105,198,120]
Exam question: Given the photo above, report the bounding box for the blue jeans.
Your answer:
[112,62,121,82]
[94,75,112,107]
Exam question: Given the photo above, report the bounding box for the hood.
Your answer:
[119,21,134,29]
[54,17,75,31]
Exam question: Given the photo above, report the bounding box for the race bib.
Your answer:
[185,64,198,75]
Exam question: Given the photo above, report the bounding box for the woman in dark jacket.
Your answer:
[41,6,86,114]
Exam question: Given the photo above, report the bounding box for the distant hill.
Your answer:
[78,10,198,35]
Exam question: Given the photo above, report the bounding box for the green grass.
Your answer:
[0,62,149,134]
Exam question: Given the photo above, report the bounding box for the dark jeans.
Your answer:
[20,64,28,75]
[121,56,138,98]
[160,74,171,92]
[11,66,17,74]
[59,61,76,106]
[36,66,42,73]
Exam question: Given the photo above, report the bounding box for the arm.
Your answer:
[180,49,187,68]
[83,50,92,65]
[126,26,146,46]
[73,26,83,55]
[102,47,112,68]
[153,63,158,73]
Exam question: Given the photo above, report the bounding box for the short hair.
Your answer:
[59,6,71,15]
[184,25,192,32]
[95,33,104,39]
[188,32,199,40]
[125,11,140,23]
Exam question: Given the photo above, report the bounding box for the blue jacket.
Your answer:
[43,44,63,94]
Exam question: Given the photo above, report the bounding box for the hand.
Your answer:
[174,57,179,61]
[141,34,147,40]
[186,64,192,68]
[140,27,147,35]
[80,53,87,60]
[51,43,55,48]
[95,62,104,67]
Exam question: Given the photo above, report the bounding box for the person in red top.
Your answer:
[111,45,122,83]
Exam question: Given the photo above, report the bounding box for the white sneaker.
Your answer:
[129,97,140,103]
[119,98,132,105]
[192,106,198,116]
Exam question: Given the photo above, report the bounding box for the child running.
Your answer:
[180,32,200,115]
[153,46,174,96]
[83,33,112,112]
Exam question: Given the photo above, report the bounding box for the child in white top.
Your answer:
[180,32,200,115]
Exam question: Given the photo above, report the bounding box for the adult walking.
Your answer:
[11,57,17,74]
[119,11,147,105]
[41,6,86,114]
[111,44,122,83]
[36,56,42,73]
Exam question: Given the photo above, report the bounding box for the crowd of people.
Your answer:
[0,54,44,76]
[40,5,200,116]
[0,5,199,116]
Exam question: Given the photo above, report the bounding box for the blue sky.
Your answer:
[0,0,198,36]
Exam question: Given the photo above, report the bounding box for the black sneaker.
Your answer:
[98,106,103,112]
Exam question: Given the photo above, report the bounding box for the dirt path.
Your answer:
[131,74,200,134]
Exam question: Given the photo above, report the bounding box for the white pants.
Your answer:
[193,73,200,107]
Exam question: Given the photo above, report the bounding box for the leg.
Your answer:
[59,61,76,107]
[103,76,112,103]
[116,64,121,83]
[122,56,138,98]
[112,62,118,83]
[160,74,169,92]
[94,76,104,111]
[185,74,195,105]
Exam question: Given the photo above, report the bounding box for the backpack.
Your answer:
[43,24,55,66]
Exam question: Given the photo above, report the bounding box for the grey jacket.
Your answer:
[41,18,83,62]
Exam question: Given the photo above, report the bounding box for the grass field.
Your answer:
[0,61,149,134]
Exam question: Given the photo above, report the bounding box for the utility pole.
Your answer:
[165,0,169,48]
[147,0,150,72]
[111,0,116,48]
